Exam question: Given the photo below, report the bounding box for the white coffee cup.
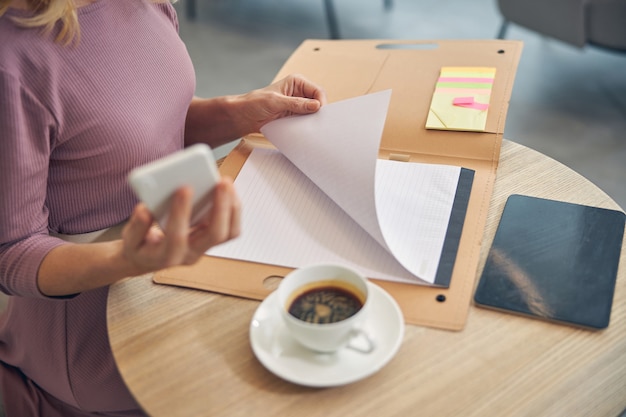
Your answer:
[277,264,375,354]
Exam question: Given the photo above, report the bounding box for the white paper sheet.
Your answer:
[208,90,462,285]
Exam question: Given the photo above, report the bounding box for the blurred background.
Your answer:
[172,0,626,209]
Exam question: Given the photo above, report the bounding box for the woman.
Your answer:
[0,0,326,415]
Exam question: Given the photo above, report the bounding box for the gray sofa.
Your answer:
[496,0,626,52]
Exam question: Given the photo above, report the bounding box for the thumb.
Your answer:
[286,97,321,114]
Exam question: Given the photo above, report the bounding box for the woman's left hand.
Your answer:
[237,73,327,132]
[184,74,327,148]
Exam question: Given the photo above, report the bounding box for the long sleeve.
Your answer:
[0,69,66,298]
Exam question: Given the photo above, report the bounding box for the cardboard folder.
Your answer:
[154,39,523,330]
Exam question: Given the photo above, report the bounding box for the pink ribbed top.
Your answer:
[0,1,195,413]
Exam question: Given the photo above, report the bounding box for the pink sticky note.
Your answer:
[453,96,489,111]
[453,97,474,105]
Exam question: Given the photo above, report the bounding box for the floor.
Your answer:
[172,0,626,210]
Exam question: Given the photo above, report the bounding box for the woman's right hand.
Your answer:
[121,177,241,274]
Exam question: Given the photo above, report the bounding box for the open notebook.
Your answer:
[207,90,474,287]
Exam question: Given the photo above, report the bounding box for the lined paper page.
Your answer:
[208,91,463,285]
[209,148,448,285]
[375,159,460,280]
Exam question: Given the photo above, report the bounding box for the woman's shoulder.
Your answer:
[0,20,46,84]
[149,1,180,32]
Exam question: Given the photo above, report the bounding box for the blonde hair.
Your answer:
[0,0,174,45]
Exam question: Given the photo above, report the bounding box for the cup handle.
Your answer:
[346,329,376,354]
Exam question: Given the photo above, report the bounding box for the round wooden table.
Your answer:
[108,140,626,417]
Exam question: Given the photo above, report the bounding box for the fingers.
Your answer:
[193,177,241,250]
[122,203,154,250]
[276,74,327,115]
[288,97,322,114]
[209,177,241,243]
[121,180,241,273]
[291,73,327,105]
[161,186,194,266]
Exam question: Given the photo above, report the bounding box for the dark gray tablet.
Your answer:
[474,194,625,330]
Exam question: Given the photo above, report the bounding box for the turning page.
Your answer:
[208,90,473,286]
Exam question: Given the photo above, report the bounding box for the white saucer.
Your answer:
[249,282,404,387]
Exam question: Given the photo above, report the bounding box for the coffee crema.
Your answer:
[288,284,364,324]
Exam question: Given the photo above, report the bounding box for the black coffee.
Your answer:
[288,285,363,324]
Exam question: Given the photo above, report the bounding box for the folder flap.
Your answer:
[273,39,523,162]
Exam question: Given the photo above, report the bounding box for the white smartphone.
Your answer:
[128,144,221,228]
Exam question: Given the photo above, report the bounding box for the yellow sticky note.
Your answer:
[425,67,496,132]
